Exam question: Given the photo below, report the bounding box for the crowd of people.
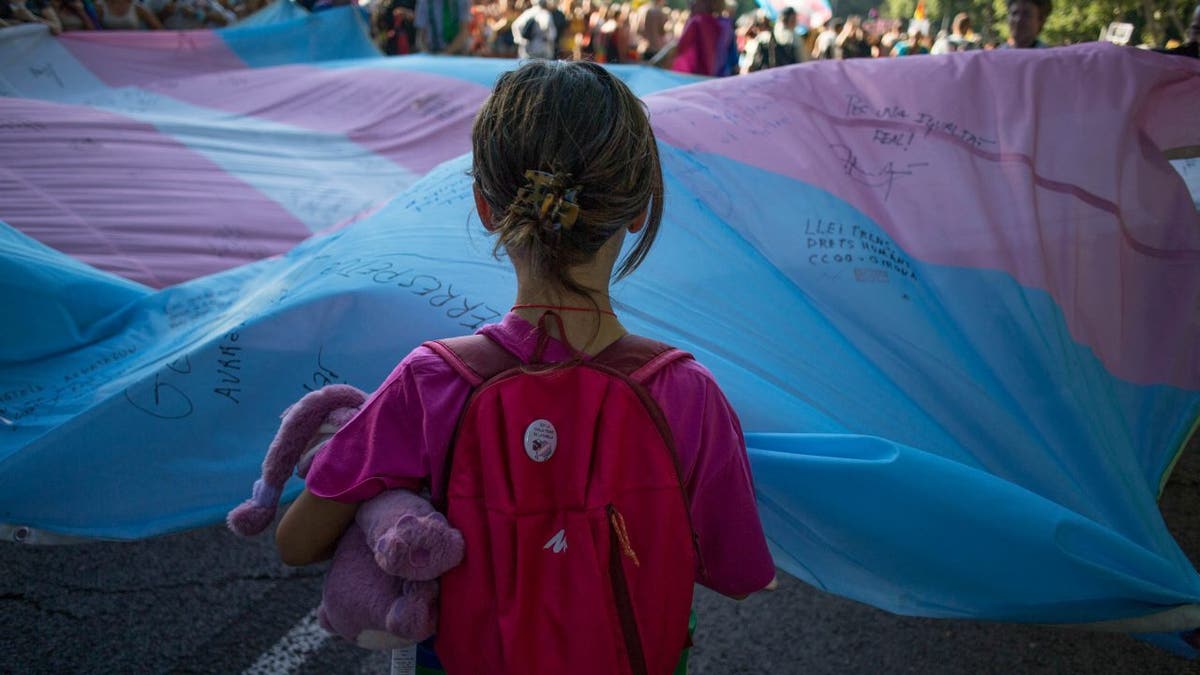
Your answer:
[3,0,1199,72]
[369,0,1063,74]
[369,0,1200,73]
[0,0,269,30]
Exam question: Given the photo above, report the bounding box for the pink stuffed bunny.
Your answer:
[227,384,464,650]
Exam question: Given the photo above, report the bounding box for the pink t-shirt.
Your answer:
[308,313,775,596]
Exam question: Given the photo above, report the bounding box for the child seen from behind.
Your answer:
[276,59,776,675]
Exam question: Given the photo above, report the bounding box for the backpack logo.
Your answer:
[523,419,557,462]
[543,528,567,553]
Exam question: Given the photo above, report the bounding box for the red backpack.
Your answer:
[424,333,699,675]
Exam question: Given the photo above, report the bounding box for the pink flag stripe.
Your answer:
[0,97,310,289]
[647,44,1200,388]
[57,30,248,90]
[145,65,489,174]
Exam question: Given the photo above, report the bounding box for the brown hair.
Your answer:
[471,60,664,300]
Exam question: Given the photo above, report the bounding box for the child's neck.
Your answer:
[511,291,627,357]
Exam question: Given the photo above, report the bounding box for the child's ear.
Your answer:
[628,207,647,234]
[473,183,496,232]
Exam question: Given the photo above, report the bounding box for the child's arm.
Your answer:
[651,360,776,599]
[275,487,359,566]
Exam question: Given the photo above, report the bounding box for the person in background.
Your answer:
[564,0,587,58]
[630,0,667,62]
[891,25,929,55]
[738,8,767,72]
[487,0,520,57]
[372,0,418,54]
[879,18,904,54]
[596,2,628,62]
[712,0,738,75]
[466,0,489,54]
[2,0,49,29]
[668,5,685,39]
[1003,0,1051,48]
[866,28,884,57]
[1,0,28,28]
[811,16,840,59]
[95,0,162,28]
[747,6,800,72]
[670,0,721,75]
[146,0,233,29]
[931,11,977,53]
[231,0,265,17]
[511,0,556,59]
[20,0,63,32]
[583,0,606,59]
[835,14,871,58]
[415,0,471,53]
[586,2,607,60]
[50,0,97,29]
[549,0,570,58]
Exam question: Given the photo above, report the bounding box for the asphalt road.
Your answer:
[3,446,1197,675]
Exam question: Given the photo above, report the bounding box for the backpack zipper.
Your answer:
[586,359,706,584]
[607,503,648,675]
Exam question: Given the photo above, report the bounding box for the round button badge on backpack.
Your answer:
[524,419,558,462]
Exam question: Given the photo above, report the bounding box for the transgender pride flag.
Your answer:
[1,4,1198,658]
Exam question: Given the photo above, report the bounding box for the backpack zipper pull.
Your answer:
[607,504,640,568]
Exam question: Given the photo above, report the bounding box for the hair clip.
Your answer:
[520,170,581,231]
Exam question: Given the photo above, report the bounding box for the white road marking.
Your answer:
[242,608,329,675]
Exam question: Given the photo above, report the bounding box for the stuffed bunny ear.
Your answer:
[226,479,281,536]
[226,385,368,537]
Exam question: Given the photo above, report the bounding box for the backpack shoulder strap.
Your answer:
[593,334,706,578]
[423,335,522,387]
[591,335,692,384]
